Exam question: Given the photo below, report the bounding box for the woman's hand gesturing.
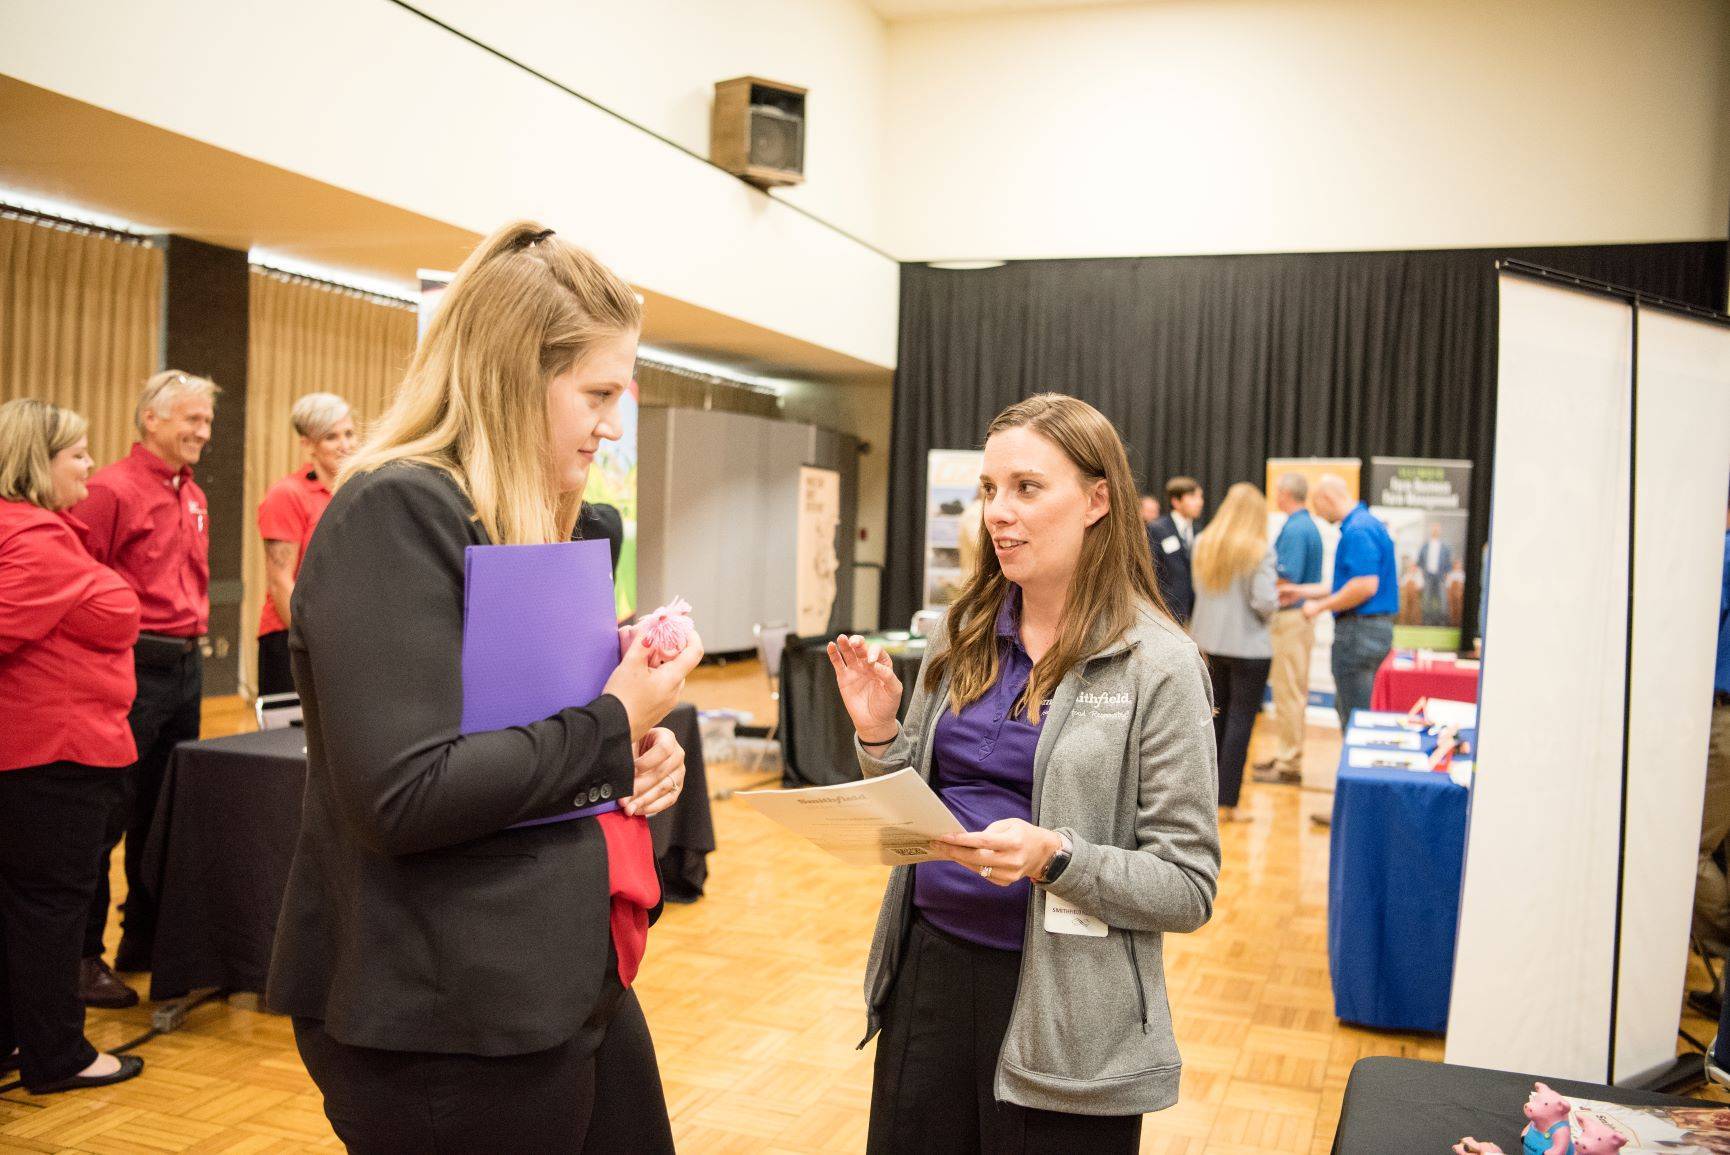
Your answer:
[826,634,903,745]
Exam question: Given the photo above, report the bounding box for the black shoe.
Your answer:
[113,935,153,974]
[0,1048,17,1074]
[1689,988,1723,1019]
[27,1054,144,1094]
[79,958,140,1009]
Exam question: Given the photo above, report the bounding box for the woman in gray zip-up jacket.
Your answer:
[829,395,1220,1153]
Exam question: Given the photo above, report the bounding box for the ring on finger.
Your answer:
[979,865,993,880]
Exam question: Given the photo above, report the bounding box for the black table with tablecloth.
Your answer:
[1330,1057,1718,1153]
[777,634,925,786]
[143,703,715,1001]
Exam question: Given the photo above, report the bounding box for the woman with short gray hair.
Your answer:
[256,392,356,697]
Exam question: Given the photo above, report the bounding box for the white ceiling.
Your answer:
[0,76,890,387]
[868,0,1126,20]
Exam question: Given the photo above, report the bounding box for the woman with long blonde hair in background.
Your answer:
[266,221,699,1153]
[1189,481,1279,823]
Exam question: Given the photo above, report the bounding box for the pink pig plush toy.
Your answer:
[621,597,695,668]
[1452,1082,1575,1155]
[1569,1113,1628,1154]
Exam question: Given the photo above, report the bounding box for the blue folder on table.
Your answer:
[460,539,621,824]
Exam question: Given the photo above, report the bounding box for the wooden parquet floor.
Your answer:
[3,663,1722,1153]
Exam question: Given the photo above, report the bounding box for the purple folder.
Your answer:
[461,539,622,824]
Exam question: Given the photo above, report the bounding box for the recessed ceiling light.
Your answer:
[926,260,1007,271]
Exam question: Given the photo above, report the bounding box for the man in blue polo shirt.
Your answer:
[1282,474,1398,729]
[1255,473,1325,785]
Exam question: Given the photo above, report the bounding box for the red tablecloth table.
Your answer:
[1368,651,1480,712]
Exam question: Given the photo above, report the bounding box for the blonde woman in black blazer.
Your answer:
[266,223,701,1154]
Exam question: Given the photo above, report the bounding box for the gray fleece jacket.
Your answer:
[855,603,1221,1116]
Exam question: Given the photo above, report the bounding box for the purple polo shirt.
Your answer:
[914,587,1044,952]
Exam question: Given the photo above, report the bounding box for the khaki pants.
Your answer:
[1695,701,1730,957]
[1267,609,1314,774]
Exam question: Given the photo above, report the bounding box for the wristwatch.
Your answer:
[1036,832,1073,885]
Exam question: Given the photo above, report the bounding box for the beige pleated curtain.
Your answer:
[242,267,416,696]
[0,213,164,466]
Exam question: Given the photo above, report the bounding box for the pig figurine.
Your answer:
[1519,1083,1575,1155]
[1570,1113,1628,1154]
[1452,1082,1575,1155]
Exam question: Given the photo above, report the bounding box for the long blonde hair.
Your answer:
[927,394,1169,721]
[0,398,88,511]
[1192,481,1267,593]
[342,221,642,545]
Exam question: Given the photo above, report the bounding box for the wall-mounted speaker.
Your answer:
[710,76,806,188]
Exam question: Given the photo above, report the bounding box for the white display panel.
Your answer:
[1613,307,1730,1083]
[1447,274,1634,1081]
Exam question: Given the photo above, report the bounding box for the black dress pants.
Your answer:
[0,762,126,1088]
[293,988,674,1154]
[1209,654,1272,809]
[868,915,1143,1155]
[86,646,202,960]
[256,630,293,699]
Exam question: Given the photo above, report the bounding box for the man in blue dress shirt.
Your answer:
[1282,475,1399,729]
[1256,473,1324,785]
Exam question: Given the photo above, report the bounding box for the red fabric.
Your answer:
[256,466,333,636]
[0,500,141,772]
[69,443,210,636]
[1369,651,1481,713]
[595,809,660,987]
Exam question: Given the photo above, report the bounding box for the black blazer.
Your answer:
[1147,514,1196,624]
[576,501,624,575]
[265,463,640,1056]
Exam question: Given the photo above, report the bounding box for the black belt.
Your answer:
[135,633,202,666]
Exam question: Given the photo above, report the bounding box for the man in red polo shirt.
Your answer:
[70,370,218,984]
[256,392,355,697]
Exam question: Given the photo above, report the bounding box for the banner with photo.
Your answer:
[1367,456,1472,652]
[923,449,985,610]
[796,466,842,637]
[1264,458,1361,725]
[418,271,640,618]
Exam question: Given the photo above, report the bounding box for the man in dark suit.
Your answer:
[1147,476,1204,624]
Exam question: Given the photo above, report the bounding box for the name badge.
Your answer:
[1044,896,1108,937]
[1161,534,1181,554]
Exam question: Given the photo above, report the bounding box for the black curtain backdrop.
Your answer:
[885,240,1727,640]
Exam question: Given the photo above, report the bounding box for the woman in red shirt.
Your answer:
[0,399,146,1093]
[256,391,355,698]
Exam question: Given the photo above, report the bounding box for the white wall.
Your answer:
[0,0,898,370]
[412,0,889,248]
[884,0,1730,260]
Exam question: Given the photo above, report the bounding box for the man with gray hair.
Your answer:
[70,369,218,992]
[1255,472,1323,785]
[256,393,356,697]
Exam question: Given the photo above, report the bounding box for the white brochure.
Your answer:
[738,768,965,867]
[1344,727,1424,750]
[1345,747,1431,771]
